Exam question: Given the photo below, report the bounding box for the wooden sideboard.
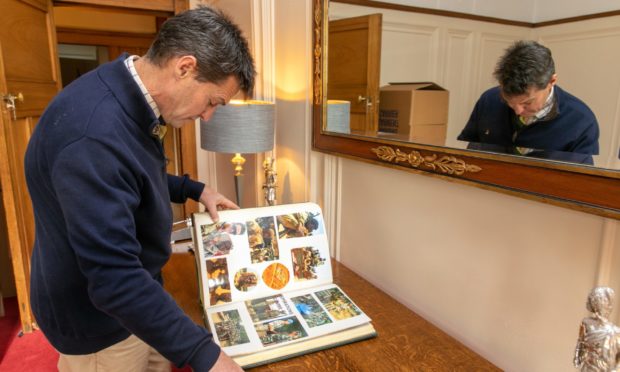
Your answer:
[162,251,499,371]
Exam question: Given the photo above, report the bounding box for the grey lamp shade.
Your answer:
[200,100,275,154]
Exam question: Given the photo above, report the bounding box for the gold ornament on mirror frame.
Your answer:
[313,0,323,105]
[371,146,482,175]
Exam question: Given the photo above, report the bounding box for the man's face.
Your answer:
[501,84,551,119]
[162,74,240,128]
[501,74,557,119]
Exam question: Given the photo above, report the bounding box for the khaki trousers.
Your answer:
[57,334,171,372]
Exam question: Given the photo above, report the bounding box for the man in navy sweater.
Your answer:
[24,6,253,372]
[458,40,599,158]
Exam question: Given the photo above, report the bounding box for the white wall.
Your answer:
[377,0,534,22]
[536,17,620,169]
[273,0,314,205]
[338,159,616,371]
[377,0,620,22]
[534,0,620,22]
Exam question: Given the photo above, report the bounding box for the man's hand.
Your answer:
[199,186,239,223]
[209,350,243,371]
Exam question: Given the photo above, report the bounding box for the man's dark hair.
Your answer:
[493,40,555,97]
[146,5,255,96]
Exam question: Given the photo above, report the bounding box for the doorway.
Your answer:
[57,44,109,87]
[0,0,194,331]
[0,189,16,302]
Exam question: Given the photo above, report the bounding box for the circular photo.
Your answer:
[261,263,290,290]
[233,268,258,292]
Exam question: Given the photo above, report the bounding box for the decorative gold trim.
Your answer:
[371,146,482,175]
[313,0,323,105]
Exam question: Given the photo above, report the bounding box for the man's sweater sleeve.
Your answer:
[168,174,205,203]
[458,97,483,142]
[570,118,600,155]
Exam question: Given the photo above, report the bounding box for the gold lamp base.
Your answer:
[232,153,246,206]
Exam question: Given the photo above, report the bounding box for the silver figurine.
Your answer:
[262,157,277,206]
[574,286,620,371]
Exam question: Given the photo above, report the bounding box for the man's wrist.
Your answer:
[189,340,221,371]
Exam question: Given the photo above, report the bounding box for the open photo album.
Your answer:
[190,202,376,368]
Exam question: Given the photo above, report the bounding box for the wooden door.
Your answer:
[328,14,382,134]
[0,0,61,332]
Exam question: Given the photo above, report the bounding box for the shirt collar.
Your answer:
[124,55,162,120]
[535,85,555,119]
[520,86,555,125]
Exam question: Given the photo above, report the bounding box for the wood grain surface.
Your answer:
[163,253,499,371]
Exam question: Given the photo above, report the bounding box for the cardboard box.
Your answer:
[378,82,449,145]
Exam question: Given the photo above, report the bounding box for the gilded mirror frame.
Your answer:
[311,0,620,220]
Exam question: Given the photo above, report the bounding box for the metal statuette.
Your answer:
[262,157,277,206]
[573,286,620,371]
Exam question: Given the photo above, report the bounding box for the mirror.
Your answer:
[325,0,620,169]
[312,0,620,219]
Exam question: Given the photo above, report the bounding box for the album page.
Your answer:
[191,203,375,365]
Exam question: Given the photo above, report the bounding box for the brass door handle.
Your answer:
[3,92,24,120]
[358,95,372,107]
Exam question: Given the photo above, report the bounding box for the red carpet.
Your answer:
[0,297,59,371]
[0,297,191,371]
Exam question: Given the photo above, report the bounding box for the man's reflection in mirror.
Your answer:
[458,40,599,164]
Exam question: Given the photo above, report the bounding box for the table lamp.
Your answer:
[326,99,351,134]
[200,100,275,207]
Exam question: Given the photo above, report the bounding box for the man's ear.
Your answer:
[549,73,558,86]
[175,55,198,79]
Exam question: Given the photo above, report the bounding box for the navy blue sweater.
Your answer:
[458,86,599,155]
[24,55,220,370]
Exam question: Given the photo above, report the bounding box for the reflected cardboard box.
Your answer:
[378,82,449,145]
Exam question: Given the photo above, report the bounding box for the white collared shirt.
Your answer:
[520,86,555,125]
[124,55,161,120]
